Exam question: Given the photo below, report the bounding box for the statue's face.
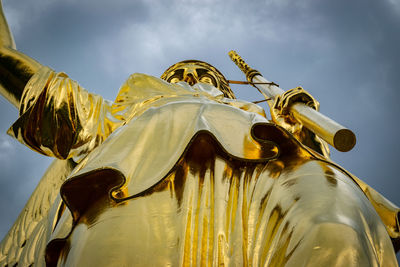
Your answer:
[162,63,220,88]
[161,60,236,99]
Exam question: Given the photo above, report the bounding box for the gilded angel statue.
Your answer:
[0,2,399,266]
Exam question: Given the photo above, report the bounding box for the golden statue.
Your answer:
[0,3,399,266]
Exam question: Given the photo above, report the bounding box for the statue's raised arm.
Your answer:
[0,0,42,108]
[0,2,119,161]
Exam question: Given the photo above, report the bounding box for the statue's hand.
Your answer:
[270,86,319,135]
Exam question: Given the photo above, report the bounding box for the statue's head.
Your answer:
[160,60,235,99]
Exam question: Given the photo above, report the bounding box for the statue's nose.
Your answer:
[184,73,197,86]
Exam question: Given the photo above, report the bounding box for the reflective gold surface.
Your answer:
[1,67,399,266]
[0,2,41,108]
[0,4,399,266]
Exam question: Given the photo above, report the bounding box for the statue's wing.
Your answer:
[0,159,75,267]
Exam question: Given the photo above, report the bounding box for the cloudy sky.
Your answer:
[0,0,399,258]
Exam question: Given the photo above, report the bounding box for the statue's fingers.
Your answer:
[281,90,299,108]
[272,95,281,110]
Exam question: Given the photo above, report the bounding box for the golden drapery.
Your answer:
[0,67,399,266]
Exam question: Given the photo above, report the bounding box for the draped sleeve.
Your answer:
[7,67,121,161]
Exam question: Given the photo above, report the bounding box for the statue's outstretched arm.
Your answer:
[0,2,119,161]
[0,1,42,108]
